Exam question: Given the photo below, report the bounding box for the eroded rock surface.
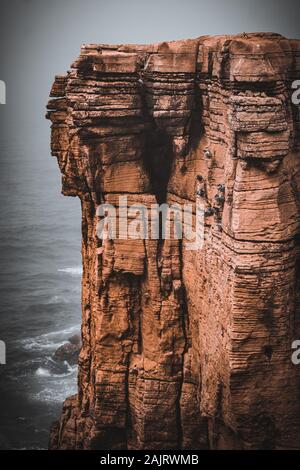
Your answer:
[47,33,300,450]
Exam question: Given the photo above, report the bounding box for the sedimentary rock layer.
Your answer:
[47,33,300,450]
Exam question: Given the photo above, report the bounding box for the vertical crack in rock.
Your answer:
[47,33,300,450]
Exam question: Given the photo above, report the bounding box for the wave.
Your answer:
[35,367,51,377]
[31,385,77,404]
[17,324,81,352]
[8,355,78,382]
[31,365,78,403]
[46,295,69,304]
[58,266,82,277]
[35,362,77,378]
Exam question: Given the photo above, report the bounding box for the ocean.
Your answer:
[0,129,82,449]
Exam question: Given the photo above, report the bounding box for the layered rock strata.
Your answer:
[47,33,300,450]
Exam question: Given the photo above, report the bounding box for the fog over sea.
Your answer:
[0,130,82,449]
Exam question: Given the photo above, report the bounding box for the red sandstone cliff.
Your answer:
[47,33,300,450]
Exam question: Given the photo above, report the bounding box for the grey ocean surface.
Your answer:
[0,132,81,449]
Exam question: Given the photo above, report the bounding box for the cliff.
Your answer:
[46,33,300,450]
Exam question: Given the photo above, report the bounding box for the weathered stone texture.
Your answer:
[47,33,300,450]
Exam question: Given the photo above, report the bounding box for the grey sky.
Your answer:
[0,0,299,137]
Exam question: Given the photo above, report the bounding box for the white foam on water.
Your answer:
[31,370,78,403]
[35,363,77,379]
[35,367,51,377]
[58,266,82,277]
[17,324,81,352]
[47,294,68,304]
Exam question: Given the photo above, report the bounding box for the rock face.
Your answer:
[47,33,300,450]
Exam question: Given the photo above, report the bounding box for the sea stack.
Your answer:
[47,33,300,450]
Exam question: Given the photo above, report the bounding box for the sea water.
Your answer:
[0,130,81,449]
